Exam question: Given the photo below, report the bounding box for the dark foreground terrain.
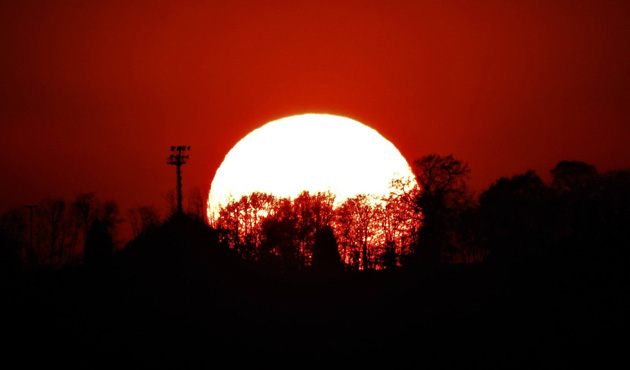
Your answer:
[3,216,624,368]
[4,262,622,368]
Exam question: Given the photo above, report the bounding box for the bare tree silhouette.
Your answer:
[71,192,98,258]
[36,198,75,266]
[412,154,473,264]
[127,205,161,238]
[551,160,599,194]
[187,187,207,220]
[335,194,377,270]
[479,170,551,264]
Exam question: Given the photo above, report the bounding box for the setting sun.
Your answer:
[207,114,417,220]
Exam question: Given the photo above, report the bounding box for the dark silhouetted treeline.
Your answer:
[211,189,419,272]
[2,157,629,272]
[0,193,122,268]
[1,156,627,367]
[479,160,630,268]
[207,156,629,273]
[0,186,208,269]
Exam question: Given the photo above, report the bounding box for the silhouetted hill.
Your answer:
[119,213,238,273]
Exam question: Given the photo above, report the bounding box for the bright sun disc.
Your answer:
[207,114,416,221]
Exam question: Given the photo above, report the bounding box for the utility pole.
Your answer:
[167,146,190,214]
[24,205,37,260]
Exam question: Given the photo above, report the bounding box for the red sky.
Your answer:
[2,0,629,225]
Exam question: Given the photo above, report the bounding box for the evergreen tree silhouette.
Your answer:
[312,225,342,274]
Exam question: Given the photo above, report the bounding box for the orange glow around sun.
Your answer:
[207,114,417,221]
